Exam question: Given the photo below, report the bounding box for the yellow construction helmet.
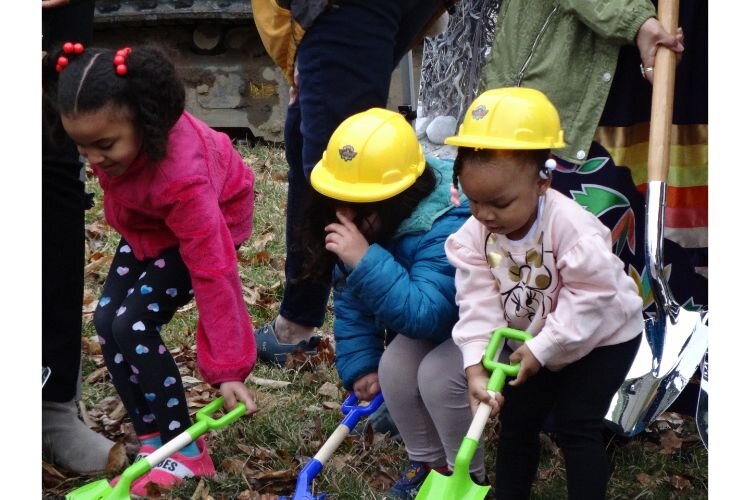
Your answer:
[311,108,426,203]
[445,87,566,150]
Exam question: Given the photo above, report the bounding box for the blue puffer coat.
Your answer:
[332,157,471,389]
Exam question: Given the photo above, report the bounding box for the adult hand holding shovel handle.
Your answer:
[65,397,247,500]
[416,327,533,500]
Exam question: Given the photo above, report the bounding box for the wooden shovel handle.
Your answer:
[647,0,680,182]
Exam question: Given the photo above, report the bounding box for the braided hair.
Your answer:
[42,44,185,161]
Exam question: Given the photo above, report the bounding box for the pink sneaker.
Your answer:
[111,437,215,497]
[109,433,159,488]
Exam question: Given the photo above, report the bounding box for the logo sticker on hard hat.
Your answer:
[339,145,357,161]
[471,105,489,120]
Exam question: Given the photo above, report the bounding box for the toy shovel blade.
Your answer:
[416,327,532,500]
[65,397,246,500]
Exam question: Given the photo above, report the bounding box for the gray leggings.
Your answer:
[378,335,485,476]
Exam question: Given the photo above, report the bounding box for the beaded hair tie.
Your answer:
[113,47,132,76]
[55,42,84,73]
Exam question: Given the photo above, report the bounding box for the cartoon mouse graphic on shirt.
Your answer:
[486,232,557,327]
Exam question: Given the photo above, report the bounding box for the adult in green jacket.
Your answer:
[481,0,682,164]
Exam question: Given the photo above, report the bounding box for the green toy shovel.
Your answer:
[65,397,246,500]
[416,327,532,500]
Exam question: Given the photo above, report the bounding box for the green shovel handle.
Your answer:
[482,327,533,393]
[187,396,247,440]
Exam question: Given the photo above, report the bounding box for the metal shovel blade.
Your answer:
[604,0,708,437]
[696,352,708,448]
[605,308,707,436]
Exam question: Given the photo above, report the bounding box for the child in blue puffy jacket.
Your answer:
[297,108,483,498]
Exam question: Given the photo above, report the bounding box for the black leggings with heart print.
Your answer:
[93,238,195,442]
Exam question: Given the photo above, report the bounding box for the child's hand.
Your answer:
[466,363,503,418]
[508,344,541,386]
[352,372,381,401]
[219,381,257,415]
[324,210,370,269]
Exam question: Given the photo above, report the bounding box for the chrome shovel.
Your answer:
[604,0,708,437]
[696,351,708,448]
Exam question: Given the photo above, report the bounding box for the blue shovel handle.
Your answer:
[283,393,385,500]
[341,392,384,429]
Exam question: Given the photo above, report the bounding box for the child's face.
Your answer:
[460,150,550,240]
[336,205,381,240]
[61,104,142,177]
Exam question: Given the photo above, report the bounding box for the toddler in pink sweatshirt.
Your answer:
[444,88,643,499]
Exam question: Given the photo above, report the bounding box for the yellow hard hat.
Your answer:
[311,108,426,203]
[445,87,566,150]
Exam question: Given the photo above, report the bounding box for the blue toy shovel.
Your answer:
[280,392,384,500]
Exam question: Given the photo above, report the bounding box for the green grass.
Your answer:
[44,141,708,499]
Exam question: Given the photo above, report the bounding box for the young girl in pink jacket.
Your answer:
[444,88,644,499]
[44,43,256,494]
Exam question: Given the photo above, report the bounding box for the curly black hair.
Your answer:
[452,147,551,190]
[295,165,438,286]
[42,44,185,161]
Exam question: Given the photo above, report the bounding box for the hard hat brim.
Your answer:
[310,158,424,203]
[444,135,566,150]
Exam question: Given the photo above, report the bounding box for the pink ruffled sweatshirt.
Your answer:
[445,189,643,371]
[93,111,256,385]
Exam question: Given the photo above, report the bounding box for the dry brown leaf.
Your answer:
[249,250,272,265]
[329,454,352,472]
[317,382,341,399]
[271,170,288,183]
[246,375,292,389]
[221,457,248,475]
[41,461,66,479]
[84,253,112,274]
[109,401,127,421]
[243,285,262,307]
[250,231,276,251]
[105,441,129,473]
[178,302,197,313]
[82,288,100,313]
[323,401,340,410]
[666,474,692,491]
[181,375,202,388]
[78,400,98,428]
[659,429,683,454]
[246,468,297,481]
[86,221,111,240]
[636,472,654,486]
[191,478,210,500]
[85,366,109,384]
[82,335,102,356]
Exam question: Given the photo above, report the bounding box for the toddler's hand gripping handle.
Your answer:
[483,327,533,393]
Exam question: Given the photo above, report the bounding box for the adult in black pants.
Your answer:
[42,0,115,473]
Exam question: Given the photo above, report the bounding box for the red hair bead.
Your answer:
[116,64,128,76]
[62,42,74,53]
